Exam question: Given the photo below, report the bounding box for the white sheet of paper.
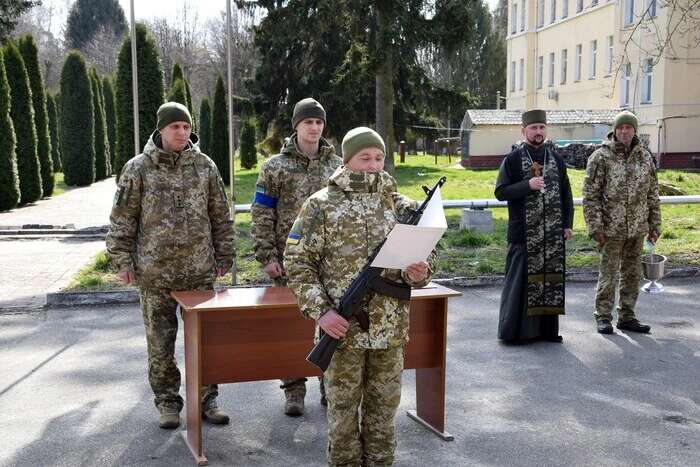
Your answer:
[370,186,447,269]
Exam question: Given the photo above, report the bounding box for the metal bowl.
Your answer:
[641,254,667,280]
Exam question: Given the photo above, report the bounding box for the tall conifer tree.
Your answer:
[198,97,212,156]
[210,75,229,184]
[0,49,20,211]
[90,68,109,180]
[102,75,116,168]
[46,94,61,173]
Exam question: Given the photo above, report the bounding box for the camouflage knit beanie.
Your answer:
[157,102,192,129]
[292,98,326,129]
[613,110,638,132]
[342,127,386,163]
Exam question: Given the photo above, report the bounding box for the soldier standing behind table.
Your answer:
[285,127,434,467]
[251,97,342,415]
[495,109,574,344]
[583,110,661,335]
[106,102,234,429]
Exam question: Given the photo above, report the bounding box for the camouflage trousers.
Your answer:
[139,286,218,413]
[593,235,645,323]
[325,345,404,467]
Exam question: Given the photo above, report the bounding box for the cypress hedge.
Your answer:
[198,96,211,156]
[60,51,94,186]
[46,93,61,173]
[18,35,53,197]
[210,74,229,184]
[102,76,116,170]
[90,68,110,180]
[115,23,164,179]
[240,118,257,170]
[0,49,20,211]
[3,40,41,204]
[167,78,187,107]
[170,62,194,128]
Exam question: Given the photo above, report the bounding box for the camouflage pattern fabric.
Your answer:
[594,235,645,323]
[324,345,403,467]
[521,146,566,316]
[106,130,235,290]
[285,166,435,350]
[582,135,662,240]
[251,134,341,274]
[140,285,218,413]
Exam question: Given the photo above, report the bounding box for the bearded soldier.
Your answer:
[107,102,234,429]
[495,109,574,343]
[251,97,342,415]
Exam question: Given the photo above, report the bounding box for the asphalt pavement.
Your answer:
[0,279,698,467]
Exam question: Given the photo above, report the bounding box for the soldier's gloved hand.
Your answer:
[263,261,283,279]
[594,232,605,247]
[405,261,429,283]
[529,176,545,191]
[118,269,135,285]
[318,310,349,339]
[648,230,659,244]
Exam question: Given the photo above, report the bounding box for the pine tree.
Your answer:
[19,34,53,197]
[60,51,94,186]
[46,93,61,173]
[0,48,20,211]
[65,0,128,51]
[3,40,41,204]
[90,68,110,180]
[114,23,164,178]
[240,118,257,170]
[210,75,229,184]
[168,78,187,106]
[198,97,212,156]
[101,75,116,169]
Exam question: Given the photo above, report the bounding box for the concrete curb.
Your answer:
[43,266,700,308]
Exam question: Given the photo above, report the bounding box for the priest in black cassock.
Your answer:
[495,110,574,343]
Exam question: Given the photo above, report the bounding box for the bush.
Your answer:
[240,118,257,169]
[3,40,41,204]
[0,48,20,211]
[210,75,230,184]
[449,229,492,248]
[60,51,94,186]
[18,35,53,196]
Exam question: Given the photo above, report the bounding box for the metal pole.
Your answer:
[130,0,140,156]
[226,0,237,285]
[496,91,501,110]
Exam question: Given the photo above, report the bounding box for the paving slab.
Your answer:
[0,279,697,467]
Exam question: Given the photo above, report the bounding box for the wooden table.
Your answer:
[172,283,461,465]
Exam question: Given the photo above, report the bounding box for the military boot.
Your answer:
[284,392,305,416]
[617,318,651,334]
[159,410,180,429]
[202,399,230,425]
[597,319,614,334]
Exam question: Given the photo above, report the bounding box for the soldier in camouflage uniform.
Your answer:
[285,127,434,467]
[583,110,661,335]
[251,98,342,415]
[106,102,234,429]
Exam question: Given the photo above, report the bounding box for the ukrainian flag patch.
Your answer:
[286,233,301,245]
[253,184,278,208]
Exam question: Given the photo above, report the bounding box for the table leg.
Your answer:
[182,310,208,465]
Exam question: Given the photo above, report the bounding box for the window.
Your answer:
[521,0,526,31]
[645,0,656,18]
[511,3,518,34]
[625,0,635,25]
[549,52,556,86]
[576,0,583,13]
[519,59,525,91]
[641,58,653,103]
[622,62,631,106]
[575,44,582,81]
[605,35,614,75]
[551,0,557,23]
[510,61,516,92]
[537,56,544,89]
[561,49,568,84]
[562,0,569,18]
[538,0,545,27]
[590,40,597,78]
[592,0,598,5]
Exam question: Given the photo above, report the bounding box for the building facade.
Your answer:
[505,0,700,168]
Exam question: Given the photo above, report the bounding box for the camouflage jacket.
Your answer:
[106,131,234,289]
[251,135,341,268]
[582,134,661,239]
[285,166,435,350]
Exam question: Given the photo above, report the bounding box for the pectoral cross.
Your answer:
[531,161,543,177]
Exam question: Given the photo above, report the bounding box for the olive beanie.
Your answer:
[292,98,326,129]
[157,102,192,129]
[341,127,385,163]
[613,110,638,132]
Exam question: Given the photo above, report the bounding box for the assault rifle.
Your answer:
[306,176,447,372]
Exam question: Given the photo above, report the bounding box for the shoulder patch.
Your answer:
[286,218,303,245]
[253,183,278,208]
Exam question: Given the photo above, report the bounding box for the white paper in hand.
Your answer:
[370,186,447,269]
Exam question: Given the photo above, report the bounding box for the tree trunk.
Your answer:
[375,1,395,174]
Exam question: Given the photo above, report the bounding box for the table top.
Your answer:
[172,282,462,312]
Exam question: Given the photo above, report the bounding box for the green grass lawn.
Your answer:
[65,154,700,290]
